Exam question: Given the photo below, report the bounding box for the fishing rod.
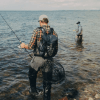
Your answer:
[0,14,32,58]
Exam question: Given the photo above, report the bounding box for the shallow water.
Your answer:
[0,10,100,100]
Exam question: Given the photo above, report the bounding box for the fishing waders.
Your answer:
[28,67,38,95]
[43,60,52,100]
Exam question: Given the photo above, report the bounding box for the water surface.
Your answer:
[0,10,100,100]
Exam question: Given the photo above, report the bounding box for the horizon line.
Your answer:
[0,9,100,11]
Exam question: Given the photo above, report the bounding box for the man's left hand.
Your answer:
[20,43,26,48]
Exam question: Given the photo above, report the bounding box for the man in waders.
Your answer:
[75,21,83,44]
[21,15,58,100]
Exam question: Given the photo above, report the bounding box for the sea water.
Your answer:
[0,10,100,100]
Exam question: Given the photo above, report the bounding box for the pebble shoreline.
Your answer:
[63,79,100,100]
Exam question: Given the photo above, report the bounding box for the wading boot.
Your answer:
[28,67,38,96]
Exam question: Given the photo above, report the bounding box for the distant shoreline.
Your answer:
[0,10,100,12]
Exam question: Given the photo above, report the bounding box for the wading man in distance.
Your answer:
[21,15,58,100]
[75,21,83,44]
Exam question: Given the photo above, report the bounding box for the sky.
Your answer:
[0,0,100,10]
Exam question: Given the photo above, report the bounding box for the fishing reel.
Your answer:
[18,44,22,49]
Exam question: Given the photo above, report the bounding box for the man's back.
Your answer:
[28,25,58,58]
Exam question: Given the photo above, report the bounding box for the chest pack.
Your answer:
[37,27,58,58]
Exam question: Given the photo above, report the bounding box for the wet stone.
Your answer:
[88,97,94,100]
[95,94,100,98]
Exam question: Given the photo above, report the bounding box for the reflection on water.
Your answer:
[75,40,84,52]
[0,10,100,100]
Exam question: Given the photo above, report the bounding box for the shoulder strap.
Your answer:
[38,27,54,35]
[38,27,46,35]
[50,28,54,35]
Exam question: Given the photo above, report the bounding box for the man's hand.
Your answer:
[75,35,78,39]
[20,43,29,49]
[20,43,26,48]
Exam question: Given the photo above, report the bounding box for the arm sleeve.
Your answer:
[28,29,38,49]
[53,30,58,56]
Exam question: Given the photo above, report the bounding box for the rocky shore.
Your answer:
[59,78,100,100]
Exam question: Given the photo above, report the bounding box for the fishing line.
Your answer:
[0,14,32,58]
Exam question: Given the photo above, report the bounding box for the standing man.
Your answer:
[20,15,58,99]
[75,21,83,43]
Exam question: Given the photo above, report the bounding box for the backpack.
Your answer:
[36,27,58,58]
